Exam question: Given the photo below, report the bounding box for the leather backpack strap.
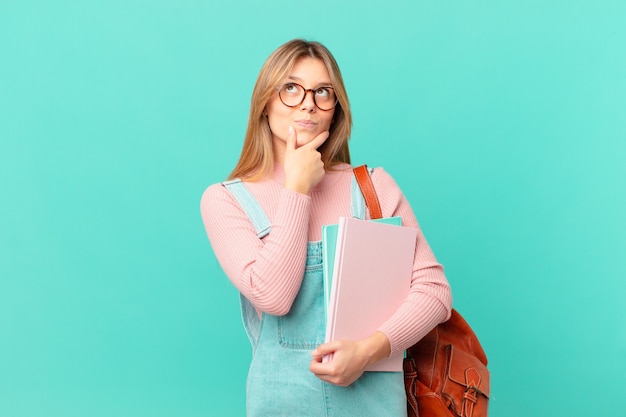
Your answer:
[353,165,383,220]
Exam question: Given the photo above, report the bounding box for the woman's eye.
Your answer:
[315,87,330,97]
[284,84,299,93]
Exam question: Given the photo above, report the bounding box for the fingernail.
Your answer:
[288,126,294,134]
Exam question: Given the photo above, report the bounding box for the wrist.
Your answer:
[284,179,310,195]
[361,331,392,366]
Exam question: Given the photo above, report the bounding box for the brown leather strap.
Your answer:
[353,165,383,220]
[403,359,419,417]
[462,368,482,417]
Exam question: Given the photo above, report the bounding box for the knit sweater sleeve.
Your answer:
[200,183,311,316]
[371,168,453,356]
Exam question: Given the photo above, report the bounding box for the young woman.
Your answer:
[201,39,452,416]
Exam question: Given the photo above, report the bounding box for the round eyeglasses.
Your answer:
[277,82,337,111]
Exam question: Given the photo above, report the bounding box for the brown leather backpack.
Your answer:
[353,165,490,417]
[404,309,489,417]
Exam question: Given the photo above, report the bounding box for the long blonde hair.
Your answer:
[228,39,352,181]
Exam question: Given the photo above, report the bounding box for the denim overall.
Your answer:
[223,175,407,417]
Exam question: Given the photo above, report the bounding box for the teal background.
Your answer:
[1,1,625,416]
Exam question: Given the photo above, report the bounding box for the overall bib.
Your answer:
[224,174,407,417]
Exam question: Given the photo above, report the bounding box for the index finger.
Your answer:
[311,340,340,356]
[304,131,330,150]
[286,125,297,150]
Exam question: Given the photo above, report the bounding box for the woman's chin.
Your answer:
[296,132,325,148]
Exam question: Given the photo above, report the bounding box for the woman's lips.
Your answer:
[294,119,318,129]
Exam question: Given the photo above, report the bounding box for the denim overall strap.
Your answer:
[222,179,271,238]
[350,166,374,220]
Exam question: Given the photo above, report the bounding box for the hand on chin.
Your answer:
[293,130,322,148]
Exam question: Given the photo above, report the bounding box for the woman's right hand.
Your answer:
[283,126,329,195]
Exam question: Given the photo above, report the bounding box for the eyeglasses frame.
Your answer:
[277,82,338,111]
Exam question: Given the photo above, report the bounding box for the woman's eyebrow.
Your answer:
[286,75,333,87]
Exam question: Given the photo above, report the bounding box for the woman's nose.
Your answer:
[300,90,317,112]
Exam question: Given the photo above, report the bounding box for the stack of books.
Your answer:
[321,217,417,371]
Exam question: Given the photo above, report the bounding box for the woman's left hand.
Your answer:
[309,332,391,386]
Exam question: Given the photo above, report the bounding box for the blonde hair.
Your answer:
[228,39,352,181]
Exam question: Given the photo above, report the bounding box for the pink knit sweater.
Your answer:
[200,163,452,356]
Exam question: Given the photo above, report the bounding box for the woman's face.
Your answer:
[266,57,335,158]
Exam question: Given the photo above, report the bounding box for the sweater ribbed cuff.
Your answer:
[276,188,311,226]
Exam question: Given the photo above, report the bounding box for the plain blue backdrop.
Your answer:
[1,1,625,416]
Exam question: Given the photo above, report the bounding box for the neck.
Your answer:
[272,139,286,167]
